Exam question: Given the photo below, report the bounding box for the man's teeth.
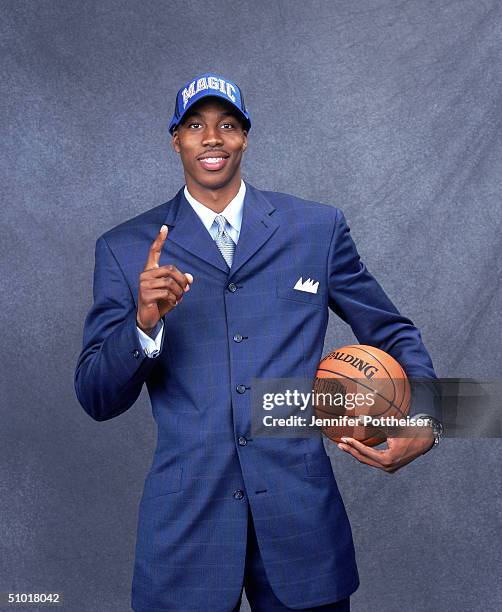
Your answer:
[201,157,224,163]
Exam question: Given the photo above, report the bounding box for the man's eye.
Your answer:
[188,122,202,128]
[221,122,235,129]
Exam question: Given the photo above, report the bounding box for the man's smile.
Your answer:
[197,154,229,171]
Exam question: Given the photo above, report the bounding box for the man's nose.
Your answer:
[201,125,223,146]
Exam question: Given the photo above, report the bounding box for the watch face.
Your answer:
[433,420,443,436]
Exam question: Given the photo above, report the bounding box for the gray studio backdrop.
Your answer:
[1,1,501,611]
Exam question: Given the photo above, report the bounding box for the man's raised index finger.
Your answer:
[144,225,168,270]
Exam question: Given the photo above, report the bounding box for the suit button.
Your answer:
[238,436,248,446]
[233,489,245,500]
[228,283,237,292]
[236,384,246,394]
[132,349,141,359]
[233,334,243,343]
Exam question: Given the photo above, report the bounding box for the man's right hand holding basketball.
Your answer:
[136,225,193,336]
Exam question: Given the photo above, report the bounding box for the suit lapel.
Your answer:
[227,183,279,280]
[162,182,279,278]
[163,188,229,274]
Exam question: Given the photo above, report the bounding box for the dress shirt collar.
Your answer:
[183,179,246,234]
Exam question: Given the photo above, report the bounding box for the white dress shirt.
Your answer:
[137,180,246,357]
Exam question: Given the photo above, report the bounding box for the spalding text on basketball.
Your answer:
[329,351,379,380]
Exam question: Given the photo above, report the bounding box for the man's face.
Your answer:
[172,97,248,192]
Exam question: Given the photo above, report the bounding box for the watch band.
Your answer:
[410,413,443,447]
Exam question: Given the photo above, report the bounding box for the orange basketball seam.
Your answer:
[314,369,406,418]
[343,345,398,406]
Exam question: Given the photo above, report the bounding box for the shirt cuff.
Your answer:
[136,321,164,358]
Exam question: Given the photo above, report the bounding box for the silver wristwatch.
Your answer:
[410,414,443,448]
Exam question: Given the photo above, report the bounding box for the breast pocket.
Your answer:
[276,272,325,309]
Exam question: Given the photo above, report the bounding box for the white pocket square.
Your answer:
[294,277,319,294]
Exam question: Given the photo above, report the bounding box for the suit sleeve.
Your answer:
[327,208,441,420]
[74,236,163,421]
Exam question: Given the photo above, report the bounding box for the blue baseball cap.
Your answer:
[168,73,251,135]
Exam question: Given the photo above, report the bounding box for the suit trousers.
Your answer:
[232,505,350,612]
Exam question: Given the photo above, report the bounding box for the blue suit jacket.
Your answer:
[75,182,437,611]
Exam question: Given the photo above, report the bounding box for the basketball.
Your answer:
[313,345,411,446]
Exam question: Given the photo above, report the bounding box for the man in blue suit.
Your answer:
[75,73,441,611]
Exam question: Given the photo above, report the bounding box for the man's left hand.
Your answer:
[337,432,435,473]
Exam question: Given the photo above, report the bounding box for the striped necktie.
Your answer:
[213,214,236,268]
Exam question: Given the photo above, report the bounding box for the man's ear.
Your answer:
[172,131,180,154]
[242,131,248,151]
